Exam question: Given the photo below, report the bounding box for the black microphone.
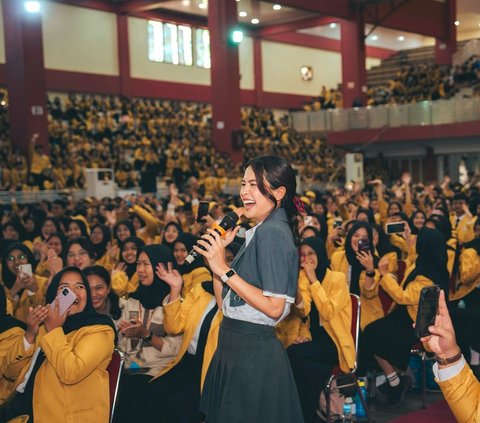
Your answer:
[185,210,240,264]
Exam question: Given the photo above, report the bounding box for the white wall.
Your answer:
[42,2,118,75]
[366,57,381,70]
[0,0,5,64]
[239,36,254,90]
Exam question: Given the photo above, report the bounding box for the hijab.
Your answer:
[1,243,36,290]
[345,221,378,295]
[174,233,205,274]
[90,224,111,260]
[68,219,89,239]
[404,227,450,297]
[409,211,427,235]
[0,284,26,332]
[113,220,136,244]
[463,221,480,255]
[45,266,117,335]
[161,221,182,251]
[119,236,145,279]
[46,232,68,257]
[130,244,174,309]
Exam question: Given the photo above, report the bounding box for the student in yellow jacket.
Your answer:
[363,227,450,408]
[420,289,480,423]
[110,236,144,298]
[2,243,48,323]
[3,266,116,423]
[287,237,355,423]
[89,224,114,271]
[330,222,382,330]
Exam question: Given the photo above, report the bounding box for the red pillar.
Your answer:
[117,14,131,97]
[340,12,367,109]
[435,0,456,65]
[208,0,242,163]
[2,0,48,156]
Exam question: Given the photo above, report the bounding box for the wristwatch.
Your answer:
[143,332,153,343]
[365,270,376,278]
[435,350,462,365]
[221,269,236,283]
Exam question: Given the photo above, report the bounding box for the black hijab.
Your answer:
[0,284,26,332]
[409,210,427,235]
[130,244,174,309]
[404,227,450,297]
[46,266,117,335]
[161,221,182,251]
[68,219,89,239]
[90,224,111,260]
[1,243,36,290]
[345,221,378,295]
[371,223,401,258]
[113,220,136,244]
[174,233,205,274]
[463,221,480,255]
[119,236,145,279]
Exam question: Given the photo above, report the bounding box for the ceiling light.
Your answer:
[398,36,405,41]
[454,20,460,26]
[198,2,207,9]
[273,4,281,10]
[251,18,259,24]
[239,11,247,17]
[370,35,378,41]
[24,1,41,13]
[329,23,337,29]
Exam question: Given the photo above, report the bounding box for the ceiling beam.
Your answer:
[261,0,353,19]
[256,16,338,37]
[119,1,172,13]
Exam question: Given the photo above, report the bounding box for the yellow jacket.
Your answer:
[438,361,480,423]
[16,324,115,423]
[275,307,311,348]
[111,271,139,298]
[132,204,161,242]
[0,326,30,404]
[296,270,356,372]
[95,252,114,272]
[450,215,477,245]
[451,247,480,301]
[159,284,222,390]
[379,268,433,322]
[330,250,383,330]
[4,275,48,323]
[181,267,212,297]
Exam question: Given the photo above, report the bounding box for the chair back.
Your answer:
[350,293,361,369]
[106,349,125,423]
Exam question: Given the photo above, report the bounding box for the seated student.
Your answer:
[35,232,67,279]
[161,221,182,251]
[117,245,181,376]
[287,237,355,423]
[0,286,31,406]
[90,224,113,270]
[111,236,145,298]
[113,220,136,245]
[84,265,122,324]
[66,218,89,240]
[4,266,116,423]
[173,233,212,297]
[421,289,480,423]
[64,237,96,270]
[330,222,382,329]
[363,227,450,407]
[1,243,48,323]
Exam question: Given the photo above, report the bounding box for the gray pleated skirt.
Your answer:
[200,317,304,423]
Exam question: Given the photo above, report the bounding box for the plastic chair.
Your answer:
[106,349,125,423]
[325,294,371,422]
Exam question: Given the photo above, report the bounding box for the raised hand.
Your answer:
[25,305,49,344]
[156,262,183,291]
[44,298,69,332]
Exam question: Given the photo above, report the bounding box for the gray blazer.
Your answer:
[225,208,299,307]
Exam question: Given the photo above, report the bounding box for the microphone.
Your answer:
[185,210,241,264]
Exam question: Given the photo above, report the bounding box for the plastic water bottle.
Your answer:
[342,401,353,422]
[355,380,367,418]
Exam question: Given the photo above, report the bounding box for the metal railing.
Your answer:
[290,97,480,133]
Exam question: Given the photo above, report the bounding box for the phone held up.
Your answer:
[415,286,440,338]
[52,287,77,316]
[385,222,405,235]
[196,201,210,223]
[357,238,371,253]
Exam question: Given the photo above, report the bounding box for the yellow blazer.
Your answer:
[159,284,222,390]
[96,252,114,272]
[181,267,212,298]
[330,250,383,330]
[4,275,48,323]
[16,324,115,423]
[438,362,480,423]
[132,204,161,242]
[296,269,356,373]
[450,214,477,245]
[379,267,433,322]
[0,326,30,404]
[451,247,480,301]
[111,271,139,298]
[275,306,311,348]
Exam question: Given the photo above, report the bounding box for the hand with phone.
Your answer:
[44,296,71,332]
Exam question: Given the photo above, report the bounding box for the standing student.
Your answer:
[194,156,304,423]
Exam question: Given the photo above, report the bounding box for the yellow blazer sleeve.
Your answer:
[378,197,389,224]
[309,273,348,322]
[132,205,161,238]
[359,271,380,299]
[460,248,479,286]
[163,296,190,335]
[39,326,114,385]
[111,271,138,297]
[380,273,431,305]
[438,362,480,423]
[0,327,28,375]
[295,272,312,318]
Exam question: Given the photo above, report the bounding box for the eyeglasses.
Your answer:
[67,250,89,259]
[7,254,28,262]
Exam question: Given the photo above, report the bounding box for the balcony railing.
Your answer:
[290,97,480,133]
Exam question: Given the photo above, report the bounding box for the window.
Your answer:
[148,20,209,69]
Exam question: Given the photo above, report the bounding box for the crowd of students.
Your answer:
[0,164,479,422]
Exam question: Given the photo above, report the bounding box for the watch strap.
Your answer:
[221,269,236,283]
[435,350,462,365]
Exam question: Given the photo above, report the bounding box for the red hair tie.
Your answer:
[293,197,305,213]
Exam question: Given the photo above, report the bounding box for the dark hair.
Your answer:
[83,265,121,320]
[64,236,96,263]
[68,219,89,238]
[246,156,300,244]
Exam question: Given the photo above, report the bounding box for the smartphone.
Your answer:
[358,238,370,252]
[196,201,210,223]
[129,310,139,324]
[385,222,406,234]
[56,287,77,316]
[18,263,33,277]
[304,216,313,226]
[415,286,440,338]
[333,219,343,229]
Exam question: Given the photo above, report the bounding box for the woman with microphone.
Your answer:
[194,156,303,423]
